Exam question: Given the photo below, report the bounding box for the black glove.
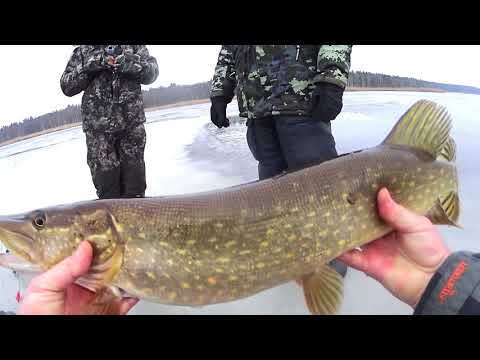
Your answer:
[114,53,143,75]
[210,97,230,128]
[311,82,344,122]
[83,50,108,74]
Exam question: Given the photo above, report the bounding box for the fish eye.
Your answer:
[33,212,46,229]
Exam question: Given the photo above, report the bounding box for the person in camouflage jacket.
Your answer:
[210,45,351,121]
[61,45,158,199]
[209,45,352,277]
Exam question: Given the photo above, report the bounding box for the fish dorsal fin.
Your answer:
[382,100,453,160]
[300,265,344,315]
[425,191,461,227]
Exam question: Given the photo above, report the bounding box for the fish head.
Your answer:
[0,202,120,271]
[0,210,55,269]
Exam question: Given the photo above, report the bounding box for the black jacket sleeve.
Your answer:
[209,45,237,103]
[414,251,480,315]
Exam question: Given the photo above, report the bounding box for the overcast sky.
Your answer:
[0,45,478,126]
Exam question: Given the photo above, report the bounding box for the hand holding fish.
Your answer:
[339,188,451,308]
[17,241,138,315]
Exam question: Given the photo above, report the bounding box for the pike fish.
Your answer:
[0,100,460,314]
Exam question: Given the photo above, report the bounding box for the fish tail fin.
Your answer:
[438,137,456,162]
[426,190,461,228]
[384,100,461,227]
[438,137,460,224]
[300,265,344,315]
[381,100,454,162]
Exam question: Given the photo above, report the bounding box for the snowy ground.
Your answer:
[0,91,478,314]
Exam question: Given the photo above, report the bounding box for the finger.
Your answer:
[377,188,432,233]
[338,249,369,273]
[118,298,139,315]
[29,241,93,293]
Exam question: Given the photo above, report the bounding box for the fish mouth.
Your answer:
[0,215,40,271]
[0,253,42,273]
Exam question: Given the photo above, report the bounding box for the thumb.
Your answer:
[377,188,432,233]
[29,241,93,293]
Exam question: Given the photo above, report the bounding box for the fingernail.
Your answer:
[380,188,391,203]
[384,188,392,202]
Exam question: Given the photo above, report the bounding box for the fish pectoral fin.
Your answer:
[426,191,461,227]
[75,244,124,293]
[75,276,102,293]
[89,286,124,305]
[381,100,453,161]
[74,287,128,315]
[301,265,344,316]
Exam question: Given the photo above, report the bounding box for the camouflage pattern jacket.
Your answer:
[61,45,159,133]
[210,45,352,119]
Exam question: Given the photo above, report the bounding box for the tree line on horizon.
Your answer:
[1,71,479,143]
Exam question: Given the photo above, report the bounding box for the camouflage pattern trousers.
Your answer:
[85,124,147,199]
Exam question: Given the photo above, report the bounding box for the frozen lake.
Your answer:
[0,91,478,314]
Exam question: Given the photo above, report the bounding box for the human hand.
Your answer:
[210,97,230,128]
[83,50,108,74]
[17,241,138,315]
[311,82,344,122]
[115,53,143,75]
[339,188,451,308]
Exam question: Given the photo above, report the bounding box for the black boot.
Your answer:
[120,160,146,198]
[92,167,122,199]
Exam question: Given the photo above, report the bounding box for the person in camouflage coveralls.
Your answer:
[61,45,159,199]
[209,45,352,277]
